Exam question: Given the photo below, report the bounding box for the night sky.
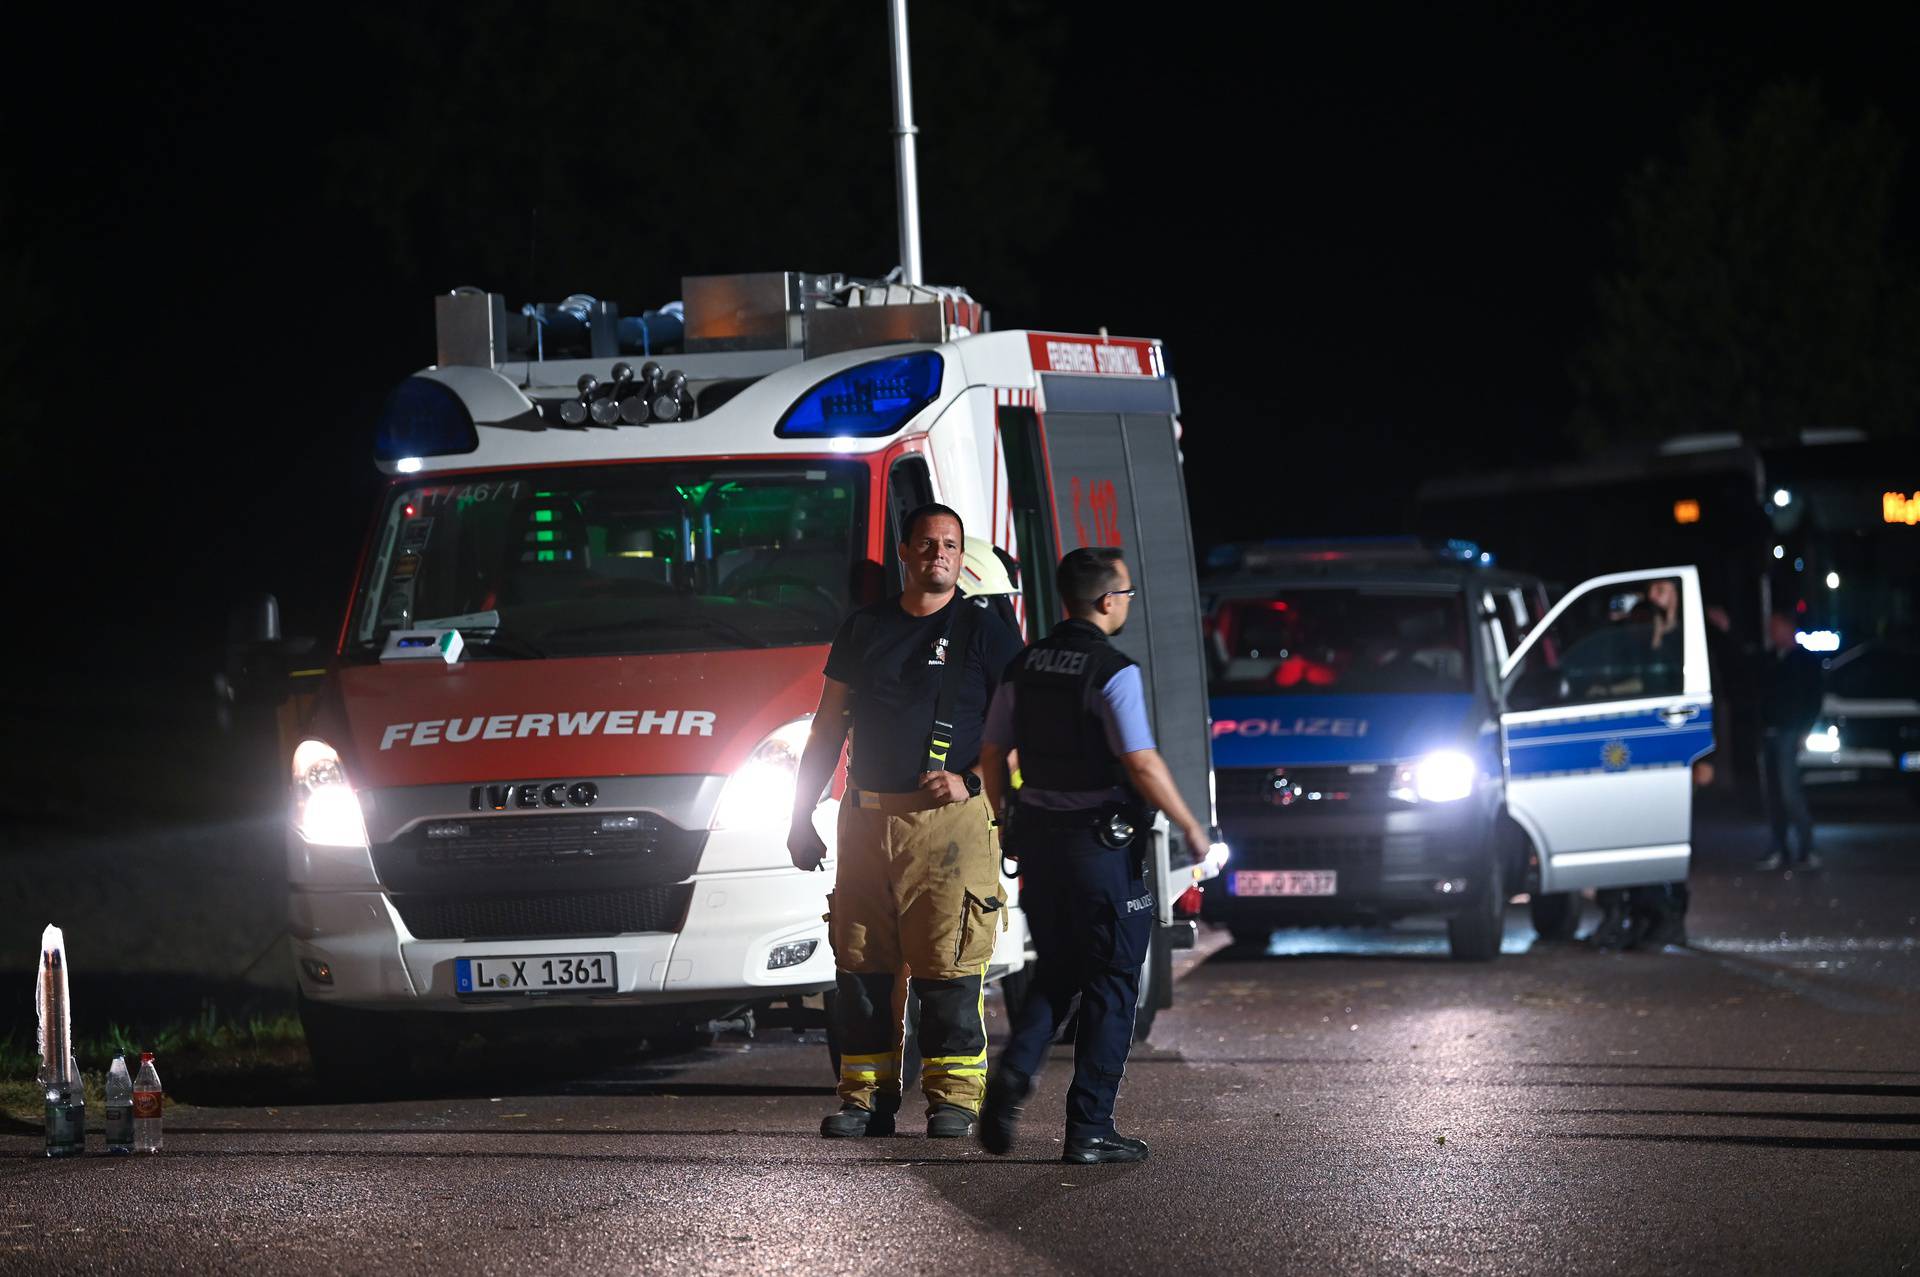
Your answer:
[7,2,1917,679]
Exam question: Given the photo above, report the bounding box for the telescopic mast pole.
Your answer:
[887,0,923,285]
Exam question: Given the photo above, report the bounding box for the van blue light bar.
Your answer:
[775,352,943,439]
[1206,537,1496,573]
[374,377,480,462]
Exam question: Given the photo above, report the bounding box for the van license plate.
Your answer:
[1233,870,1337,897]
[456,953,616,994]
[1902,752,1920,772]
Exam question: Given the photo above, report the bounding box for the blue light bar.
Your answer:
[374,377,480,462]
[775,352,943,439]
[1204,536,1500,574]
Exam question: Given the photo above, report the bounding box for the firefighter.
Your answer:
[787,504,1022,1139]
[975,547,1211,1164]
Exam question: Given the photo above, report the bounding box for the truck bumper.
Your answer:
[1202,802,1496,926]
[291,865,838,1013]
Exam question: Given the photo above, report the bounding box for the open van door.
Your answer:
[1499,566,1714,892]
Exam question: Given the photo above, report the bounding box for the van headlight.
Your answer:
[1805,724,1840,754]
[712,718,813,831]
[292,739,370,848]
[1391,750,1476,804]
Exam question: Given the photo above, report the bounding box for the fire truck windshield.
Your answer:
[1208,589,1471,695]
[349,461,866,658]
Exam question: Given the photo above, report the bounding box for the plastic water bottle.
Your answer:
[41,1054,85,1158]
[104,1054,134,1155]
[132,1052,163,1153]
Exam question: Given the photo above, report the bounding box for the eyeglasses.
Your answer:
[1101,588,1138,600]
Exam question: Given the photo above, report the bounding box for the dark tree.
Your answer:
[1572,82,1920,449]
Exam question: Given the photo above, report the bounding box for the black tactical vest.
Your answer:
[1008,618,1139,792]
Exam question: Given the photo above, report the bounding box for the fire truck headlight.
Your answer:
[1410,750,1476,803]
[292,740,370,849]
[712,719,813,832]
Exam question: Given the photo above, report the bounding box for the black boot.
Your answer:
[820,1091,899,1138]
[1062,1132,1149,1164]
[1583,892,1631,949]
[978,1071,1031,1156]
[926,1104,976,1139]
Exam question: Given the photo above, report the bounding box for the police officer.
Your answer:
[975,547,1210,1164]
[787,503,1022,1140]
[1755,609,1824,871]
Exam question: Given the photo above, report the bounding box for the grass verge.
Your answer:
[1,1003,308,1127]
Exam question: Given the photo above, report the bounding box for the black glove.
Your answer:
[787,821,827,872]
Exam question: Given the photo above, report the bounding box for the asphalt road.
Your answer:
[5,791,1918,1276]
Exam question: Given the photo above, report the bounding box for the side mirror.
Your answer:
[218,594,315,721]
[230,594,282,646]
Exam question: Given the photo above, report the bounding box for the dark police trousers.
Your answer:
[996,814,1154,1142]
[1761,729,1815,861]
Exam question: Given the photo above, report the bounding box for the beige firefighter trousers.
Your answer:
[826,791,1004,1113]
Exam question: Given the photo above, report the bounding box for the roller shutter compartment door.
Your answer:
[1041,410,1214,868]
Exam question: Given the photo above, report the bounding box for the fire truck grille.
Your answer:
[390,884,695,941]
[371,812,707,896]
[401,812,695,867]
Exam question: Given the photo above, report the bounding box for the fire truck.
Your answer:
[268,273,1221,1085]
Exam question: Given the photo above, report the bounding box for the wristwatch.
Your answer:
[962,770,983,798]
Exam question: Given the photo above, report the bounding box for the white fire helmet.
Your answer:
[958,537,1016,598]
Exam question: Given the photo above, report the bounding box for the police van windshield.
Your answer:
[348,462,866,658]
[1208,589,1471,695]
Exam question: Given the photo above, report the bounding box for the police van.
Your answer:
[1200,538,1714,960]
[256,274,1221,1084]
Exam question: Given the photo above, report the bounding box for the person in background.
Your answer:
[1755,609,1824,871]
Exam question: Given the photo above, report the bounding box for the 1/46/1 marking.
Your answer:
[456,952,617,995]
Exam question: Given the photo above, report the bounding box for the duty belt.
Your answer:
[1012,802,1146,849]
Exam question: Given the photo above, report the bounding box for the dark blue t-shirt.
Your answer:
[824,595,1023,793]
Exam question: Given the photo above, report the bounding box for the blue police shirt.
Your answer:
[982,664,1155,810]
